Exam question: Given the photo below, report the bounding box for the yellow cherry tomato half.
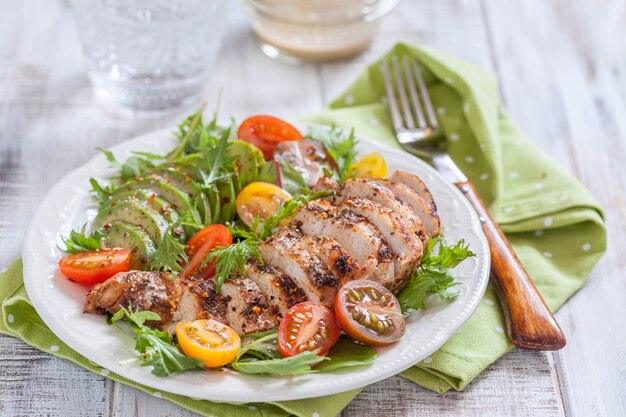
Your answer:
[235,181,292,227]
[349,153,388,178]
[176,319,241,368]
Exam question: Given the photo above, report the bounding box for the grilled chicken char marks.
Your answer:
[84,271,181,330]
[218,277,279,335]
[259,228,339,306]
[371,178,441,238]
[84,271,277,335]
[292,199,395,286]
[330,178,427,243]
[389,170,437,211]
[244,262,308,317]
[338,197,424,292]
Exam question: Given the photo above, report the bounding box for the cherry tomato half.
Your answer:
[349,153,388,179]
[238,115,303,160]
[59,248,131,286]
[176,319,241,368]
[278,302,341,357]
[181,225,232,279]
[334,280,406,346]
[235,181,292,228]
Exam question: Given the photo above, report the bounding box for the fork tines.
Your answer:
[381,55,439,135]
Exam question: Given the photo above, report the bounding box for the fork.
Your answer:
[381,55,566,350]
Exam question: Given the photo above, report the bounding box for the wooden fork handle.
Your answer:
[455,181,566,350]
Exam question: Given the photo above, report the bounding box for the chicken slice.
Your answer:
[300,235,371,286]
[372,178,441,238]
[338,198,423,291]
[389,170,437,210]
[292,200,394,287]
[259,228,339,306]
[217,277,279,334]
[84,271,181,330]
[244,261,307,318]
[169,276,227,333]
[84,270,277,335]
[330,178,427,242]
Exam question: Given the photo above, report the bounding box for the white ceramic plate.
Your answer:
[22,124,489,402]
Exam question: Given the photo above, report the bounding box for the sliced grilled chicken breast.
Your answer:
[259,229,339,306]
[84,271,181,330]
[218,277,279,334]
[372,178,441,238]
[170,276,227,333]
[330,178,427,242]
[300,235,370,285]
[292,200,394,286]
[389,170,437,210]
[84,270,277,335]
[338,198,423,291]
[244,262,307,317]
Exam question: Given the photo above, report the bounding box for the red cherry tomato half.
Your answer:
[278,302,341,357]
[334,280,406,346]
[181,225,232,279]
[238,115,303,160]
[59,248,131,286]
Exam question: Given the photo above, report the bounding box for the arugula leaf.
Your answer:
[111,307,203,377]
[98,148,158,181]
[314,337,377,372]
[398,236,476,313]
[205,239,263,291]
[195,128,234,192]
[278,159,309,197]
[89,178,115,201]
[61,227,105,254]
[167,103,207,161]
[149,211,199,275]
[231,331,326,375]
[307,126,358,182]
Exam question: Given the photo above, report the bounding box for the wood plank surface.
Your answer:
[0,0,623,416]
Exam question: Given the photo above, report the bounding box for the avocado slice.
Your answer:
[100,190,188,241]
[94,201,170,245]
[150,168,212,225]
[229,140,264,192]
[111,175,202,225]
[102,222,156,270]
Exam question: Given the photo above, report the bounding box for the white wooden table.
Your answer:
[1,1,624,416]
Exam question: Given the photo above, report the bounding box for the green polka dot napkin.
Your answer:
[302,42,606,393]
[0,42,606,416]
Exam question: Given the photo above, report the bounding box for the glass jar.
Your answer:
[240,0,398,62]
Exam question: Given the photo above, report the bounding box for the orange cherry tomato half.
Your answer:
[334,280,406,346]
[181,225,232,279]
[176,319,241,368]
[238,115,303,160]
[278,302,341,357]
[59,248,131,286]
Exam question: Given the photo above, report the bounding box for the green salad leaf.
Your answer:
[277,159,309,197]
[398,236,476,314]
[231,330,326,375]
[61,227,104,254]
[314,337,377,372]
[307,126,358,182]
[149,211,200,275]
[111,307,203,377]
